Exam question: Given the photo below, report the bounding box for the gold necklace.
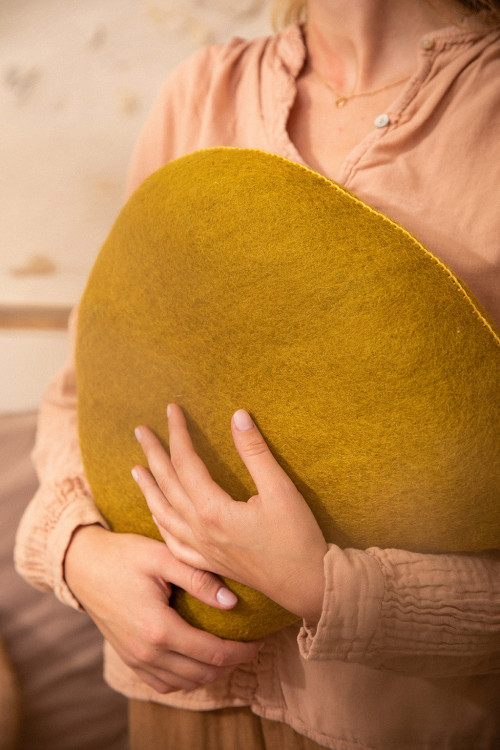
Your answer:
[310,64,412,109]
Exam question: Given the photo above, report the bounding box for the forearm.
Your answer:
[299,544,500,677]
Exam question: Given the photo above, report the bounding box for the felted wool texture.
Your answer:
[76,147,500,641]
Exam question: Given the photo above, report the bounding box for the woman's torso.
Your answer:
[116,20,500,750]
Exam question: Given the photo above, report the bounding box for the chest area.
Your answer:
[360,170,500,329]
[286,70,409,184]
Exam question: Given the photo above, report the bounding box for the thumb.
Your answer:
[231,409,292,497]
[158,545,238,610]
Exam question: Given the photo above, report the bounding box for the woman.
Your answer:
[15,1,500,748]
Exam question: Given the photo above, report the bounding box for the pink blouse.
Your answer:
[15,19,500,750]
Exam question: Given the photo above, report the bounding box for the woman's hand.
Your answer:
[132,404,328,621]
[64,525,262,694]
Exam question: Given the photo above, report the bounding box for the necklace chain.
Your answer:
[310,64,412,109]
[306,0,475,109]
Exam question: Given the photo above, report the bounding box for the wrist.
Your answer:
[64,523,108,604]
[277,546,327,622]
[297,560,326,622]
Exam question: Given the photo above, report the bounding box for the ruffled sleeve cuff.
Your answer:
[14,477,109,610]
[298,543,385,661]
[298,543,500,677]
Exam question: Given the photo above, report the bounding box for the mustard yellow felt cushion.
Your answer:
[76,147,500,641]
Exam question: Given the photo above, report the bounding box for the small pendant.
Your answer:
[335,96,348,108]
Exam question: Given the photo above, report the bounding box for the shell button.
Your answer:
[420,37,436,51]
[374,113,390,129]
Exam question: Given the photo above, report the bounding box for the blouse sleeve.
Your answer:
[298,543,500,677]
[14,309,107,609]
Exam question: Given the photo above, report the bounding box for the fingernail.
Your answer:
[167,404,171,418]
[134,427,142,443]
[216,587,238,607]
[233,409,254,431]
[131,468,140,482]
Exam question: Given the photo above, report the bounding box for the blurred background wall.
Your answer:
[0,0,271,412]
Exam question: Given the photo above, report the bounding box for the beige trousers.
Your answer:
[129,701,326,750]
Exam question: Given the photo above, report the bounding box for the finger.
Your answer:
[135,425,198,518]
[231,409,294,497]
[167,404,229,505]
[106,638,200,693]
[133,650,230,692]
[124,599,262,673]
[139,651,234,691]
[154,532,238,610]
[133,666,200,694]
[166,403,212,482]
[134,424,180,491]
[158,524,213,573]
[132,464,196,543]
[162,608,263,666]
[132,668,178,694]
[132,466,217,573]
